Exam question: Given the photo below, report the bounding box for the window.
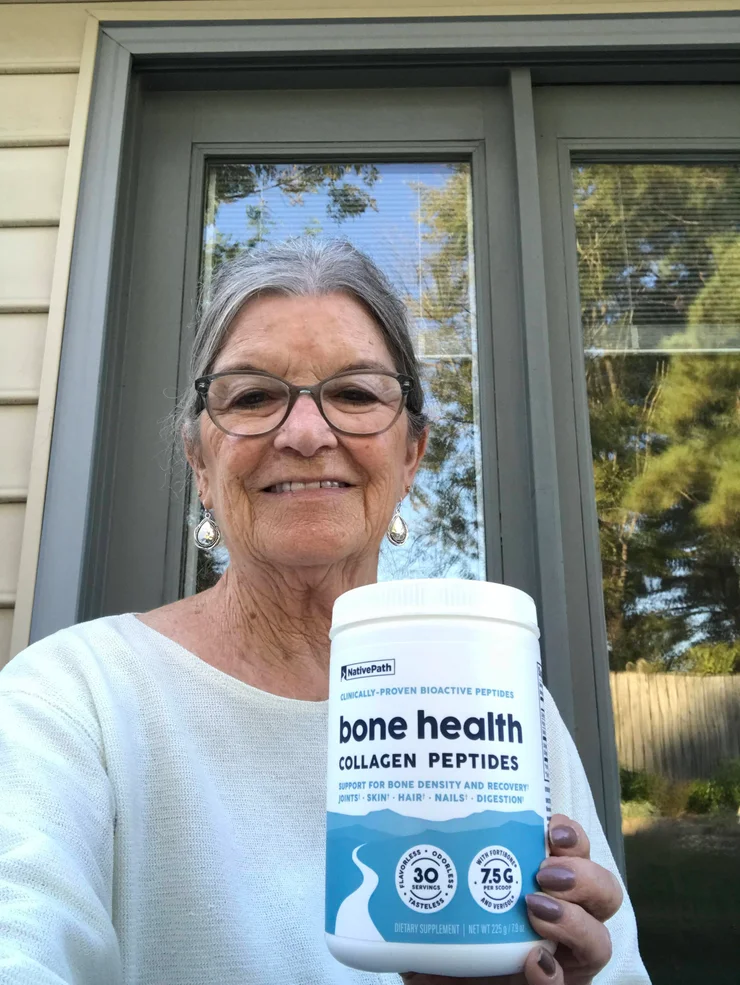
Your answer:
[192,160,485,590]
[537,87,740,984]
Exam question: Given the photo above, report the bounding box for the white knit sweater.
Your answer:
[0,614,649,984]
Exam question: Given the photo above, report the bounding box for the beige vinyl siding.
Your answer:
[0,147,67,225]
[0,15,76,662]
[0,406,36,499]
[0,74,77,146]
[0,502,25,604]
[0,5,88,72]
[0,0,735,665]
[0,314,47,395]
[0,610,12,664]
[0,228,58,309]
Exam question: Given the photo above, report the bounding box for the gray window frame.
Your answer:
[83,87,514,624]
[31,13,740,868]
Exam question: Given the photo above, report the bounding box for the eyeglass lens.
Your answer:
[206,373,405,435]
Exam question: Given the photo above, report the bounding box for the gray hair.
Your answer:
[177,238,428,449]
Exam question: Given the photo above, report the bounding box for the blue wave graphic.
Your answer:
[327,808,544,837]
[326,810,546,944]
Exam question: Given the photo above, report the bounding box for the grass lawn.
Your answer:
[623,813,740,984]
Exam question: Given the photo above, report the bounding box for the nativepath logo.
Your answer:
[341,659,396,681]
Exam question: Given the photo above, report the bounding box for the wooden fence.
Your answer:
[609,672,740,780]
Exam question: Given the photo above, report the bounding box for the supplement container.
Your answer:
[325,579,553,977]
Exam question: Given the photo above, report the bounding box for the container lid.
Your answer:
[330,579,539,638]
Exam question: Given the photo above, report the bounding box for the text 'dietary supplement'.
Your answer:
[325,579,552,976]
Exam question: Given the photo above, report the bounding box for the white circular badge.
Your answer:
[468,845,522,913]
[396,844,457,913]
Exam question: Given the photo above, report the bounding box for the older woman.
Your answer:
[0,240,648,985]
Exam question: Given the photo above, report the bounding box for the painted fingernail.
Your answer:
[549,824,578,848]
[536,865,576,891]
[537,947,557,977]
[526,893,564,922]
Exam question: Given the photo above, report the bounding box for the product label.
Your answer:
[325,637,549,945]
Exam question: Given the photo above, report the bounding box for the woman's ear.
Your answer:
[403,426,429,491]
[184,434,212,511]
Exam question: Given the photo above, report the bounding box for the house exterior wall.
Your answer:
[0,32,80,660]
[0,0,736,663]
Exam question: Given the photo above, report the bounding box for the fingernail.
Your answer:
[526,893,564,922]
[536,865,576,891]
[549,824,578,848]
[537,947,557,977]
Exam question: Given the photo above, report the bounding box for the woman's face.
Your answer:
[189,292,427,574]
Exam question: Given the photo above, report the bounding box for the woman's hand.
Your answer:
[401,813,623,985]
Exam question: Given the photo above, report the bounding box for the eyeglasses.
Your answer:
[194,368,414,437]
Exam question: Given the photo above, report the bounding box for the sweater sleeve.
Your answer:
[544,691,651,985]
[0,659,122,983]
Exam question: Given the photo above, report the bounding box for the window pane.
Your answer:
[573,162,740,985]
[189,162,485,592]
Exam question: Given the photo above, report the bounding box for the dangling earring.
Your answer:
[386,502,409,546]
[194,509,222,551]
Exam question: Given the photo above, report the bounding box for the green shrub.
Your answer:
[654,780,693,817]
[621,799,658,820]
[620,767,677,812]
[620,761,740,816]
[686,759,740,813]
[711,758,740,810]
[685,779,725,814]
[620,767,656,802]
[679,642,740,675]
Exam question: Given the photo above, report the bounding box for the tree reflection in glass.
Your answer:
[574,162,740,984]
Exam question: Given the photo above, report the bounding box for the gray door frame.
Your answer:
[88,87,512,626]
[31,13,740,866]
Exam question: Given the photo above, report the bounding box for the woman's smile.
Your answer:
[262,479,353,494]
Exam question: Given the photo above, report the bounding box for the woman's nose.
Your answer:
[272,393,339,456]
